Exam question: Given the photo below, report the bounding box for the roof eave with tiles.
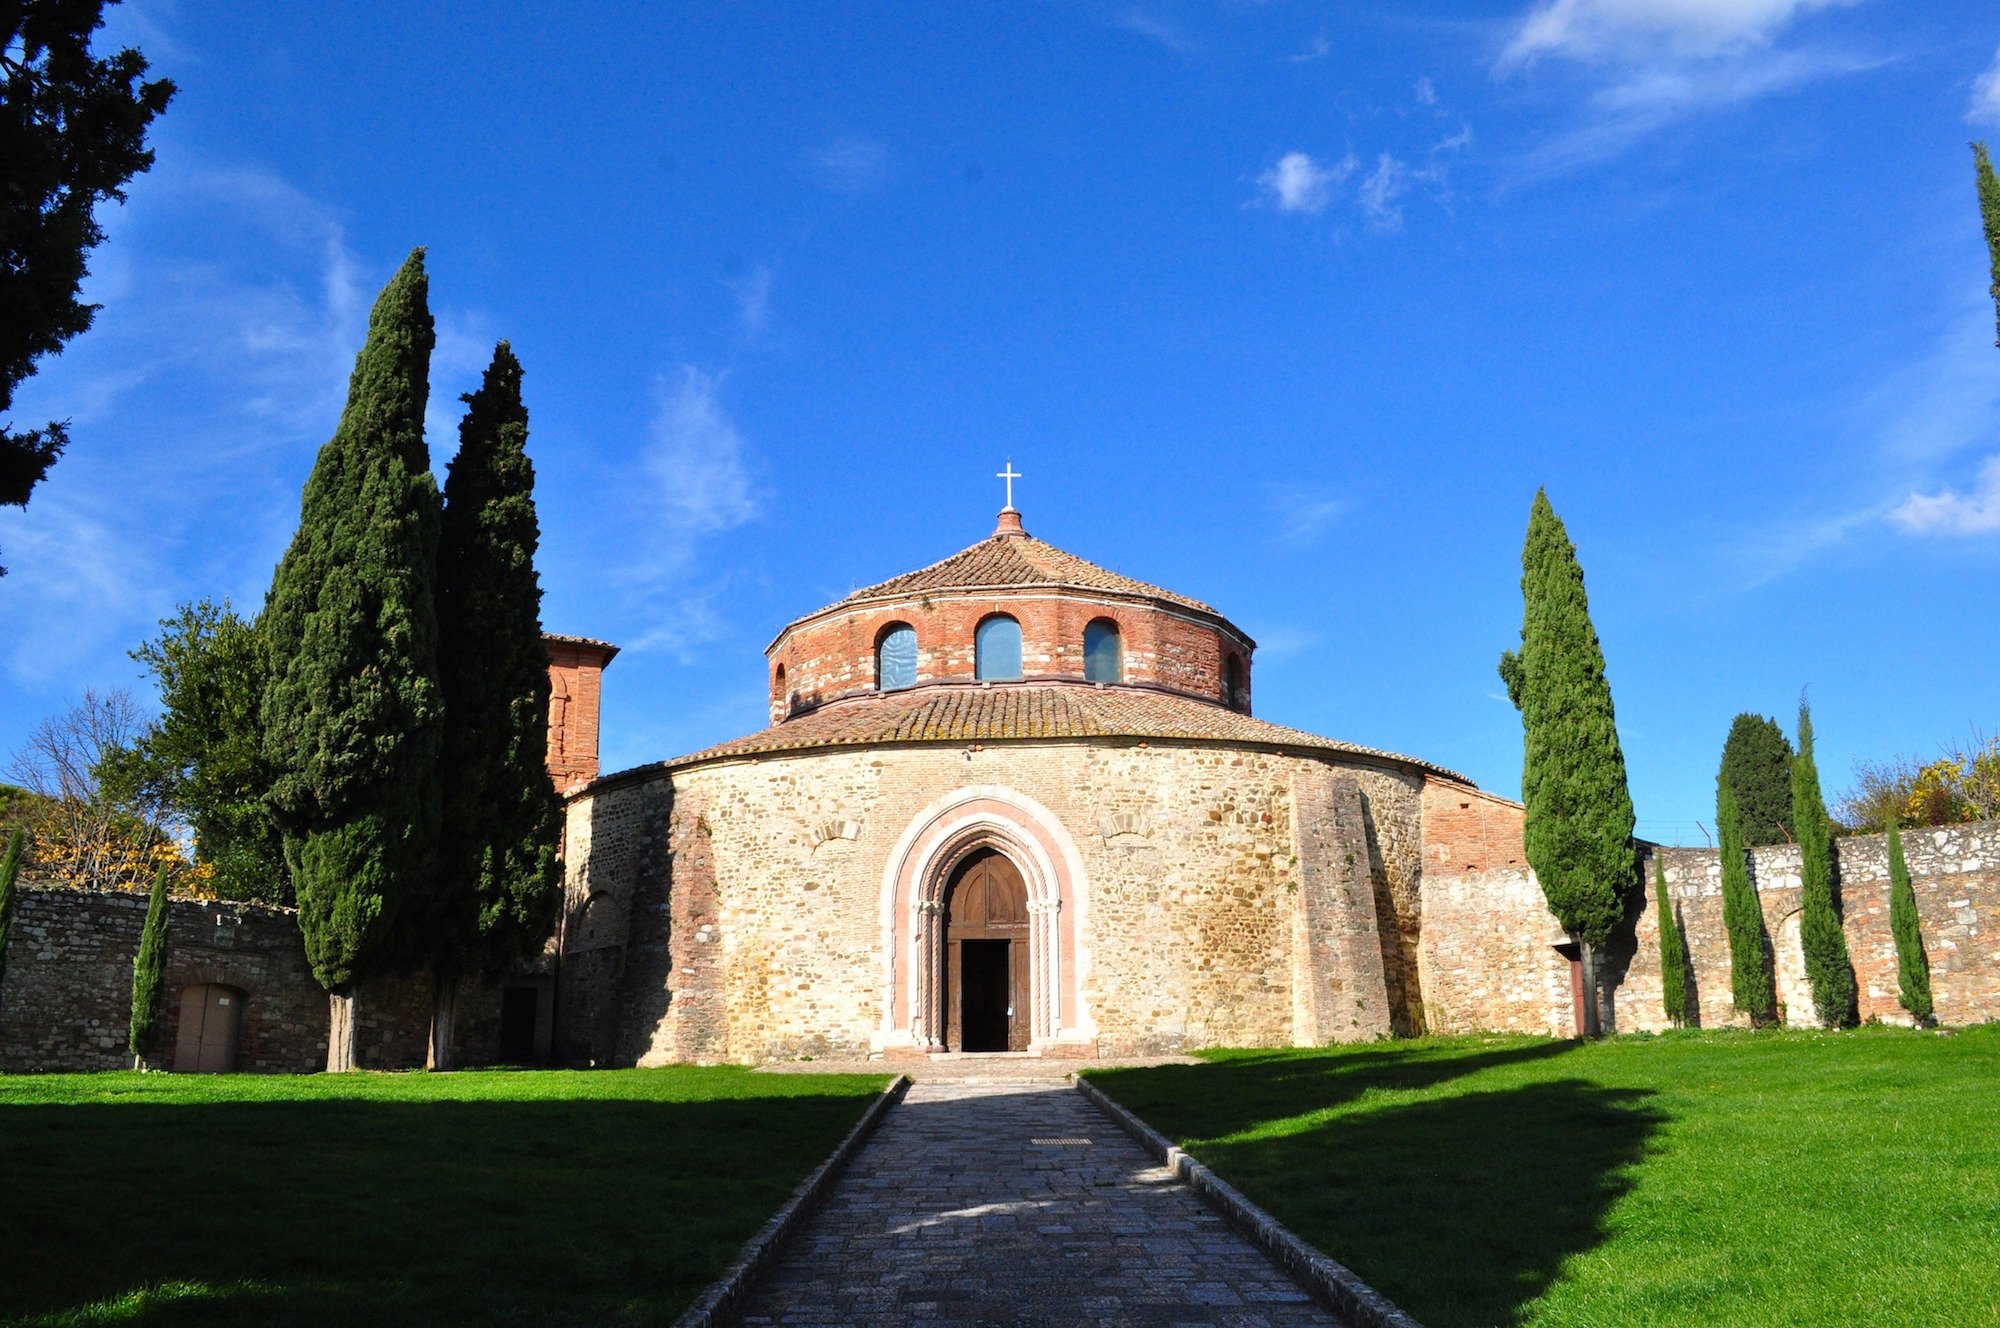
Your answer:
[583,680,1470,793]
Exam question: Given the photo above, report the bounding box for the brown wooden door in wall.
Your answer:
[943,849,1031,1052]
[172,984,242,1073]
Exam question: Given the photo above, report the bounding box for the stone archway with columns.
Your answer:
[876,784,1094,1054]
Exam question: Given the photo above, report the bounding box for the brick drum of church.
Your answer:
[552,503,1521,1065]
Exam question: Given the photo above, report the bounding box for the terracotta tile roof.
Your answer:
[543,632,620,660]
[838,532,1217,616]
[618,683,1466,782]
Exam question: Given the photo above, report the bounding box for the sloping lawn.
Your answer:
[1086,1027,2000,1328]
[0,1066,888,1328]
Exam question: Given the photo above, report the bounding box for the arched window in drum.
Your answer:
[1083,618,1122,684]
[876,623,918,691]
[975,614,1023,681]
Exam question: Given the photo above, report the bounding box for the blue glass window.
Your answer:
[975,615,1023,681]
[876,624,918,691]
[1083,619,1122,683]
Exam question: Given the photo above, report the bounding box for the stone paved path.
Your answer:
[738,1079,1348,1327]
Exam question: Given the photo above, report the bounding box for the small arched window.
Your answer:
[876,623,918,691]
[1224,653,1245,710]
[773,663,787,697]
[974,614,1023,681]
[1083,619,1122,684]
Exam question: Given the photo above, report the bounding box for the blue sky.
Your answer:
[4,0,1999,844]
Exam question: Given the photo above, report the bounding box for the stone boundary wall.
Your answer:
[0,888,490,1072]
[1420,821,2000,1035]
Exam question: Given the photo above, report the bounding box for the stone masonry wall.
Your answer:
[568,741,1416,1064]
[1,889,328,1072]
[0,888,508,1072]
[1420,821,2000,1035]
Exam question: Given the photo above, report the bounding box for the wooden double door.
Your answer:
[945,849,1030,1052]
[173,983,243,1073]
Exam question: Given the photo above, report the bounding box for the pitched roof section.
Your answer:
[837,530,1218,617]
[605,683,1465,783]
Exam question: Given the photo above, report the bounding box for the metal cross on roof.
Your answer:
[997,460,1021,512]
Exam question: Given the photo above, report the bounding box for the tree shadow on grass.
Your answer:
[1090,1036,1582,1145]
[0,1091,876,1328]
[1177,1078,1661,1328]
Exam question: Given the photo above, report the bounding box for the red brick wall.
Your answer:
[545,638,613,793]
[1421,778,1526,875]
[768,589,1253,721]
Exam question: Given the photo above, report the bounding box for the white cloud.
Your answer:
[1269,489,1348,545]
[1257,151,1353,215]
[1290,36,1331,64]
[1501,0,1857,67]
[1359,154,1409,231]
[1891,456,2000,536]
[0,493,167,681]
[1415,76,1439,105]
[1497,0,1872,176]
[1116,9,1197,56]
[1971,43,2000,126]
[730,265,774,333]
[812,137,891,197]
[646,366,760,545]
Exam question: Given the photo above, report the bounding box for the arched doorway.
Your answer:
[173,983,243,1073]
[944,849,1029,1052]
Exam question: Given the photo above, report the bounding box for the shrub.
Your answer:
[1654,855,1689,1027]
[1887,820,1934,1026]
[127,860,171,1064]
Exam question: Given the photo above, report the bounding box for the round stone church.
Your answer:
[551,502,1511,1065]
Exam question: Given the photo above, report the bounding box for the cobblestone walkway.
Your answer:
[738,1079,1348,1327]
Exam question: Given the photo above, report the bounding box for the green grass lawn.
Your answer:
[1086,1027,2000,1328]
[0,1066,888,1328]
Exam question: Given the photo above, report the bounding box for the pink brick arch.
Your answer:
[876,785,1094,1054]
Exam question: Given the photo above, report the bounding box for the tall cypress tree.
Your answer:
[128,860,170,1067]
[1975,142,2000,347]
[1720,713,1794,847]
[0,828,23,1004]
[1718,775,1773,1025]
[1886,819,1933,1025]
[1654,855,1688,1027]
[1793,701,1856,1028]
[1499,490,1637,1036]
[261,249,442,1071]
[428,342,563,1068]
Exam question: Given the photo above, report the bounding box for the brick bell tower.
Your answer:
[542,633,618,794]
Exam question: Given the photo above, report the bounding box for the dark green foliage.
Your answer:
[0,828,23,998]
[102,601,287,903]
[0,1,174,568]
[1720,714,1793,847]
[1499,490,1637,954]
[1792,702,1855,1027]
[127,860,169,1058]
[1976,142,2000,347]
[433,343,563,980]
[1718,776,1773,1024]
[1886,819,1933,1024]
[260,250,442,992]
[1654,856,1688,1027]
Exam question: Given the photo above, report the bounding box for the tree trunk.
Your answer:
[327,990,358,1072]
[1578,940,1602,1038]
[428,972,459,1071]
